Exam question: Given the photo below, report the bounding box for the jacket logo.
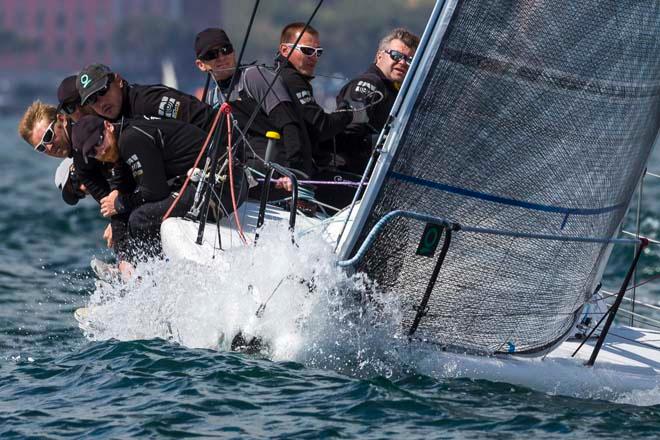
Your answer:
[354,81,377,96]
[296,90,315,105]
[158,96,180,119]
[126,154,143,178]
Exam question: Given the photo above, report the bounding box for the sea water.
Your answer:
[2,117,660,438]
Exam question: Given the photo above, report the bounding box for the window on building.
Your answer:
[55,38,66,56]
[15,10,26,28]
[35,10,45,28]
[56,11,66,28]
[96,40,107,56]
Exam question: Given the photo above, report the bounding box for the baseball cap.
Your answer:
[194,28,232,58]
[76,64,113,105]
[56,75,80,114]
[72,115,106,159]
[54,158,85,205]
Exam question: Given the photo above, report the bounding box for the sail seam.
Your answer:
[441,47,660,98]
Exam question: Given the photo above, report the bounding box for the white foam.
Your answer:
[79,224,660,405]
[81,223,367,355]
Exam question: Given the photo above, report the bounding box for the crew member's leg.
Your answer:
[128,190,196,258]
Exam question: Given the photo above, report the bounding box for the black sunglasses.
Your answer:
[199,45,234,61]
[384,49,413,64]
[34,120,56,153]
[85,75,113,106]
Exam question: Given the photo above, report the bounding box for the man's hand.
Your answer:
[103,224,113,248]
[274,177,293,192]
[100,190,119,218]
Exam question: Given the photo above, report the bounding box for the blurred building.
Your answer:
[0,0,222,109]
[0,0,219,75]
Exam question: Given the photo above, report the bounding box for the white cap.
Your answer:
[54,158,74,190]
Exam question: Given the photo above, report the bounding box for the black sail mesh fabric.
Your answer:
[352,1,660,355]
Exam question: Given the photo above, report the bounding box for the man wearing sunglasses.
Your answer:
[71,114,227,258]
[193,28,315,179]
[18,100,123,207]
[18,100,133,275]
[56,75,94,123]
[76,64,216,133]
[275,23,366,168]
[336,27,419,174]
[274,22,373,207]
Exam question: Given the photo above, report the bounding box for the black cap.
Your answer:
[195,28,232,58]
[72,115,106,159]
[56,75,80,113]
[77,64,113,105]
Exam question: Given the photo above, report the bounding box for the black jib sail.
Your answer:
[339,0,660,355]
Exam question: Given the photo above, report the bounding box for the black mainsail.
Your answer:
[339,0,660,355]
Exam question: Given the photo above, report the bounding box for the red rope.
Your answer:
[221,103,248,245]
[162,109,222,221]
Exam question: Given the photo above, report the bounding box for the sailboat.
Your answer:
[157,0,660,391]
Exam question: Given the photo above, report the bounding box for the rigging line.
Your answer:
[207,184,242,248]
[223,107,248,244]
[162,105,223,221]
[600,273,660,296]
[255,275,292,318]
[212,180,228,257]
[208,74,264,174]
[223,0,261,102]
[423,310,600,319]
[257,178,367,187]
[632,171,645,325]
[253,63,350,81]
[606,332,660,351]
[238,0,325,139]
[245,63,387,113]
[646,171,660,179]
[600,291,660,313]
[616,308,660,329]
[201,72,211,104]
[621,230,660,245]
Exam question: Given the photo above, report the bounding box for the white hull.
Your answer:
[159,202,660,394]
[161,200,358,264]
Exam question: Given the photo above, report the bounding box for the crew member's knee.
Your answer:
[128,207,160,233]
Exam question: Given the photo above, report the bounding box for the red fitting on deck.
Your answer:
[219,102,232,114]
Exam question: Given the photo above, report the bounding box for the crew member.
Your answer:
[72,115,219,257]
[194,28,314,179]
[275,23,363,167]
[56,75,93,123]
[18,101,135,265]
[76,64,216,132]
[56,76,117,205]
[276,23,370,207]
[336,28,419,174]
[18,101,119,205]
